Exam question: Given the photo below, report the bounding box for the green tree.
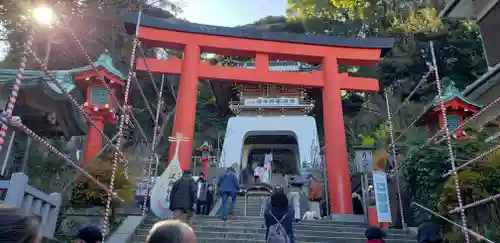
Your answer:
[70,152,135,207]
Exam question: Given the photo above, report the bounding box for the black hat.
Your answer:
[73,225,103,243]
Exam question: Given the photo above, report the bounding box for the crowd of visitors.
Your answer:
[0,167,445,243]
[0,197,445,243]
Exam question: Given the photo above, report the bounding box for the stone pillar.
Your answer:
[4,172,28,206]
[44,192,62,238]
[321,56,353,214]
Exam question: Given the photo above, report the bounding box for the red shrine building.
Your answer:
[417,81,482,139]
[123,12,394,215]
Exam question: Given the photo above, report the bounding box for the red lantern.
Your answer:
[196,141,213,176]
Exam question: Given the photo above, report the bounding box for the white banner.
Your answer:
[244,97,299,107]
[355,149,373,173]
[372,171,392,223]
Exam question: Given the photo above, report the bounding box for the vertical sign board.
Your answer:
[372,171,392,223]
[354,148,373,173]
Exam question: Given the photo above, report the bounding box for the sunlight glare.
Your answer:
[33,7,53,25]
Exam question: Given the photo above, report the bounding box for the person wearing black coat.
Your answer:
[169,170,197,224]
[418,222,443,243]
[204,184,215,215]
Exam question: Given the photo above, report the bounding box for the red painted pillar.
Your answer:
[322,56,353,214]
[82,116,105,167]
[203,158,209,177]
[168,44,200,171]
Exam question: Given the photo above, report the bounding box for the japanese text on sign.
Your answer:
[244,97,299,107]
[372,171,392,223]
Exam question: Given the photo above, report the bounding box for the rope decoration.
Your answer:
[443,143,500,178]
[429,41,469,243]
[0,26,35,156]
[385,42,483,242]
[387,68,434,120]
[57,16,123,114]
[413,202,494,243]
[141,74,165,216]
[384,91,406,228]
[24,44,129,165]
[52,11,153,176]
[137,42,160,95]
[0,112,123,201]
[101,11,142,236]
[430,90,500,145]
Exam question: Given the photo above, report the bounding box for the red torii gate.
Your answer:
[123,12,394,214]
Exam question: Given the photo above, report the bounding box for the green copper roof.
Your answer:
[431,81,483,108]
[0,70,76,94]
[68,50,126,80]
[0,50,125,94]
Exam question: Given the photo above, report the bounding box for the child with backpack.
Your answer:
[264,190,295,243]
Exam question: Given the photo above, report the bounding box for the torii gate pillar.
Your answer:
[167,44,200,171]
[322,56,352,213]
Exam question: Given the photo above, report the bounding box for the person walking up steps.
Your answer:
[307,175,323,217]
[170,170,197,225]
[195,173,209,215]
[218,167,240,220]
[264,190,295,243]
[288,174,307,223]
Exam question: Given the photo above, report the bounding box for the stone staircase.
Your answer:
[214,195,308,217]
[129,215,415,243]
[128,195,415,242]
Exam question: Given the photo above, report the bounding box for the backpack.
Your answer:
[266,211,290,243]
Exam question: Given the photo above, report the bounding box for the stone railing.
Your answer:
[0,172,61,238]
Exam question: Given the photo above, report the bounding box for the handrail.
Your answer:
[412,202,494,243]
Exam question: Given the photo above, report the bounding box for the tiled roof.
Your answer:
[431,81,483,108]
[0,51,124,95]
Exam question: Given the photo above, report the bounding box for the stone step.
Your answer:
[193,231,413,242]
[132,233,414,243]
[191,237,414,243]
[190,224,409,234]
[139,222,377,234]
[135,226,410,238]
[131,216,414,243]
[142,216,367,227]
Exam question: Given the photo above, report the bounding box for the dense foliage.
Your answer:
[279,0,494,241]
[70,152,135,206]
[1,1,499,240]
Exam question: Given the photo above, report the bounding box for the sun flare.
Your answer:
[33,7,53,26]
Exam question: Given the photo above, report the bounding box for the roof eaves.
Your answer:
[439,0,462,18]
[462,62,500,98]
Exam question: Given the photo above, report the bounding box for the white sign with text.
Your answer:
[372,171,392,223]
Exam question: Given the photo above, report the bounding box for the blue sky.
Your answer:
[0,1,288,60]
[177,0,287,27]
